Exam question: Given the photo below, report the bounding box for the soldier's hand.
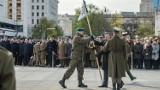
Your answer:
[92,47,96,50]
[95,52,100,57]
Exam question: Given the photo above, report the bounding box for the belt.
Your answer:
[110,51,122,54]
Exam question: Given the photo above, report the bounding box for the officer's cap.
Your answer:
[122,32,128,36]
[76,28,84,31]
[104,29,110,34]
[113,27,120,32]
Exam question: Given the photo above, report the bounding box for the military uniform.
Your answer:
[0,46,16,90]
[58,41,67,67]
[40,42,47,66]
[89,41,97,68]
[33,43,40,66]
[103,28,127,90]
[59,28,92,88]
[63,34,91,80]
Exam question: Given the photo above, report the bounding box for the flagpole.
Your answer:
[86,13,103,81]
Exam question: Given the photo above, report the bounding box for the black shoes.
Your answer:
[59,78,67,88]
[131,77,136,81]
[112,83,116,90]
[98,85,108,87]
[78,80,88,87]
[117,84,121,90]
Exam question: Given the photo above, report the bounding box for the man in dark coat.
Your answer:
[133,40,143,69]
[66,38,72,66]
[23,39,30,66]
[18,38,24,66]
[2,39,11,51]
[46,36,58,67]
[94,29,111,88]
[102,28,127,90]
[0,39,2,46]
[10,38,19,65]
[28,39,34,58]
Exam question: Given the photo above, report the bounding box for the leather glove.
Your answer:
[90,35,94,40]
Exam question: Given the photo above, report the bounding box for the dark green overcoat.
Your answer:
[103,35,127,78]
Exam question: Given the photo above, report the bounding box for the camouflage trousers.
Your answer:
[63,59,84,80]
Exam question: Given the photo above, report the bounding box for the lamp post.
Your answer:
[43,28,55,39]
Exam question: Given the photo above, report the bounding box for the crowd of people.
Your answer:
[0,34,160,70]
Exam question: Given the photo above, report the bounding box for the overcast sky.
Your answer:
[58,0,141,15]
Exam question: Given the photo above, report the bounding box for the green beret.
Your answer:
[76,28,84,31]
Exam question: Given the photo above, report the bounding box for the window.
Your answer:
[42,12,44,16]
[32,5,34,10]
[42,0,44,3]
[42,5,44,10]
[37,19,39,24]
[37,0,39,3]
[32,0,34,3]
[37,12,39,16]
[32,19,34,24]
[37,5,39,10]
[17,3,21,7]
[32,12,34,16]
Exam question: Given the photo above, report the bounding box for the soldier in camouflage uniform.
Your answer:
[0,46,16,90]
[59,28,92,88]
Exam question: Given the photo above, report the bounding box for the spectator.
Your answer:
[152,40,159,70]
[133,39,143,69]
[143,40,152,69]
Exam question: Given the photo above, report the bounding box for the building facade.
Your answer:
[58,15,72,37]
[140,0,154,12]
[0,0,59,38]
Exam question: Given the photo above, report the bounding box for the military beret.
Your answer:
[76,28,84,31]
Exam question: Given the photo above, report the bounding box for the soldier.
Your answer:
[0,46,16,90]
[33,41,41,66]
[59,28,92,88]
[94,29,111,87]
[120,32,136,88]
[102,28,127,90]
[58,37,67,67]
[40,39,47,67]
[89,41,97,68]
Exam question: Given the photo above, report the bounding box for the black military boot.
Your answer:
[127,71,136,81]
[59,77,67,88]
[112,83,116,90]
[117,83,121,90]
[78,80,88,87]
[120,80,124,88]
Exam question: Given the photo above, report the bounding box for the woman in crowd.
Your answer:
[143,40,152,69]
[152,40,159,70]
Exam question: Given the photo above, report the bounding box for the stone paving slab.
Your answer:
[15,66,160,90]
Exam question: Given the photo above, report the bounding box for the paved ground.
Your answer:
[15,66,160,90]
